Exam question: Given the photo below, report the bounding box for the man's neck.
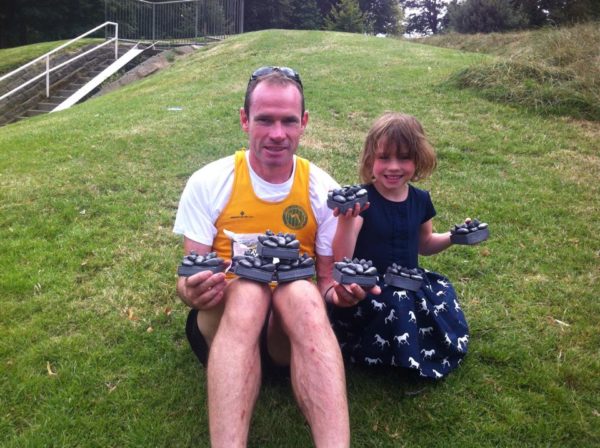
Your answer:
[248,154,294,184]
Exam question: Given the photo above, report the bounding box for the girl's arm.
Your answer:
[328,204,380,307]
[332,206,364,261]
[419,219,452,256]
[331,208,381,307]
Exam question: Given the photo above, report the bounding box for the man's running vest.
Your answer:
[213,150,317,261]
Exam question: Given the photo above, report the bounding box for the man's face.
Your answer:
[240,82,308,179]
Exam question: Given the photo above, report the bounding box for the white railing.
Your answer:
[0,22,119,102]
[105,0,243,44]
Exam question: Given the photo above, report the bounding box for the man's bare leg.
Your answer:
[207,279,271,448]
[271,280,350,448]
[196,299,224,347]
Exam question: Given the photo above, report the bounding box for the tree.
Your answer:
[360,0,404,35]
[325,0,366,33]
[447,0,527,33]
[512,0,600,27]
[286,0,324,30]
[512,0,548,26]
[317,0,340,17]
[541,0,600,24]
[400,0,449,35]
[0,0,103,48]
[243,0,291,31]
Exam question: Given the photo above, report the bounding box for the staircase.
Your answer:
[0,22,159,127]
[18,44,150,121]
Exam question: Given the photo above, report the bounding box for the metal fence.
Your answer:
[105,0,244,45]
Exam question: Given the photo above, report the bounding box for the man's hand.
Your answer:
[330,282,381,308]
[178,270,228,310]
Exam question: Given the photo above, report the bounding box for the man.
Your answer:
[174,66,374,447]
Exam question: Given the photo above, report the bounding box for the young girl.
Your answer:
[330,112,470,379]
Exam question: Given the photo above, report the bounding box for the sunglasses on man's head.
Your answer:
[249,66,303,89]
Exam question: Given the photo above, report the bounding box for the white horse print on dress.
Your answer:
[393,290,409,301]
[419,298,429,315]
[437,279,450,288]
[371,299,386,311]
[384,309,398,324]
[365,356,382,365]
[433,301,447,316]
[457,334,469,352]
[394,332,410,345]
[408,357,420,369]
[444,332,453,347]
[419,326,434,337]
[373,334,390,348]
[420,348,436,359]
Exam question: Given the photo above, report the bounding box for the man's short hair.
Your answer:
[244,71,305,117]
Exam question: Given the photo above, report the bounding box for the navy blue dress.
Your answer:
[330,184,469,379]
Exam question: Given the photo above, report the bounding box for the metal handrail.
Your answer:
[0,22,119,101]
[105,0,243,44]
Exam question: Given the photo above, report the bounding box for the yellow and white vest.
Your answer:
[213,150,317,261]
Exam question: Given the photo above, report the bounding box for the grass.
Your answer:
[417,22,600,120]
[0,39,103,76]
[1,29,599,447]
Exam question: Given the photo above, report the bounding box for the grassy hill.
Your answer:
[1,29,599,447]
[417,22,600,121]
[0,39,102,75]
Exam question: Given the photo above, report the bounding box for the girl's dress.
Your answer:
[330,184,469,379]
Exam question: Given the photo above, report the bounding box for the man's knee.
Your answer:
[272,280,329,330]
[220,278,272,335]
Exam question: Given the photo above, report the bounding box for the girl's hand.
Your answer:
[333,201,370,219]
[330,282,381,308]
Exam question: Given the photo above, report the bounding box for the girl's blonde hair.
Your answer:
[359,112,437,184]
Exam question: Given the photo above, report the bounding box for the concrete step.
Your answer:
[54,89,77,96]
[26,110,47,117]
[36,102,60,111]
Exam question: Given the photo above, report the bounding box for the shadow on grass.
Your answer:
[346,362,441,396]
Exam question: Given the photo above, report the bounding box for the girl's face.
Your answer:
[372,137,415,199]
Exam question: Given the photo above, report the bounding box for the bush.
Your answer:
[447,60,600,120]
[420,22,600,120]
[447,0,528,33]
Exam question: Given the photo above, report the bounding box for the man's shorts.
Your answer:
[185,308,289,377]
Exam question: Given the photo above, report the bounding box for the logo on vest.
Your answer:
[282,205,308,230]
[231,210,253,219]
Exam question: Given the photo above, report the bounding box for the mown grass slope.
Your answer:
[1,29,599,447]
[0,39,102,75]
[418,23,600,120]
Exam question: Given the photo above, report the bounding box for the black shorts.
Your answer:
[185,308,289,378]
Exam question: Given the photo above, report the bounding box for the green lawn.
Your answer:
[1,29,598,447]
[0,39,102,75]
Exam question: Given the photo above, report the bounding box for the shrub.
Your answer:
[447,0,528,33]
